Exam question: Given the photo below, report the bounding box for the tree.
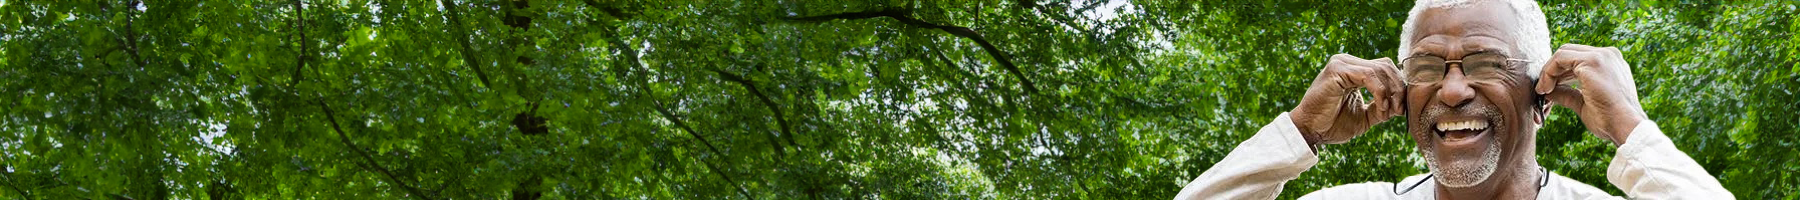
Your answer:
[0,1,1793,199]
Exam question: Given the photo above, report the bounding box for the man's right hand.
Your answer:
[1291,54,1405,146]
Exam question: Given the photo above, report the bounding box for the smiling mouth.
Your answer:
[1435,119,1491,142]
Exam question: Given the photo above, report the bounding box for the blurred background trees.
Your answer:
[1,0,1793,199]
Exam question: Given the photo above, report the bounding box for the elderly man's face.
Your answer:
[1403,1,1544,188]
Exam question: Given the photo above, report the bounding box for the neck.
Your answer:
[1435,160,1540,200]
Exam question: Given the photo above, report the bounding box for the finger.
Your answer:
[1332,66,1381,115]
[1369,57,1405,117]
[1534,57,1561,94]
[1543,85,1585,110]
[1393,92,1406,118]
[1600,46,1635,83]
[1384,93,1402,119]
[1330,55,1400,116]
[1559,43,1599,51]
[1343,70,1385,114]
[1360,57,1401,88]
[1601,47,1623,58]
[1370,57,1395,65]
[1381,56,1405,118]
[1535,49,1592,94]
[1359,65,1396,115]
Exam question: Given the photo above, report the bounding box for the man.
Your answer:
[1172,0,1733,199]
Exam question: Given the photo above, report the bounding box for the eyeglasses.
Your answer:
[1400,53,1530,85]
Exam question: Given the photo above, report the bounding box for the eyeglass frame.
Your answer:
[1396,52,1548,109]
[1398,52,1533,86]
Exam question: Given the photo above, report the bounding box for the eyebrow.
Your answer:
[1413,40,1512,59]
[1409,51,1438,59]
[1408,40,1444,58]
[1407,21,1515,59]
[1460,36,1514,57]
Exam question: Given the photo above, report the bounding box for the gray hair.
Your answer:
[1397,0,1552,80]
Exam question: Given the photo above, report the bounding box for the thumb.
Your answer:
[1543,85,1585,110]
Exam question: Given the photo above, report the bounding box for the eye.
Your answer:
[1403,56,1446,83]
[1461,53,1508,77]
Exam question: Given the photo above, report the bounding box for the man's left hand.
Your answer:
[1535,44,1648,145]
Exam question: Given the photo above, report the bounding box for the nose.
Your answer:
[1437,67,1475,107]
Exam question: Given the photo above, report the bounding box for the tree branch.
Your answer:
[689,152,756,200]
[0,172,30,200]
[790,9,1039,94]
[441,0,494,89]
[122,0,147,68]
[317,101,436,200]
[933,49,1005,110]
[577,1,647,85]
[578,5,758,198]
[707,68,798,154]
[1030,7,1093,36]
[579,0,631,20]
[0,130,26,200]
[650,100,727,164]
[1073,0,1108,15]
[650,101,757,200]
[289,0,307,87]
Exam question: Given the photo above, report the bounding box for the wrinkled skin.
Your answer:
[1536,44,1648,145]
[1289,1,1650,199]
[1399,2,1545,198]
[1291,54,1404,146]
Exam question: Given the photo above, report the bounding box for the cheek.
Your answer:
[1484,85,1540,117]
[1405,87,1434,114]
[1406,117,1434,142]
[1408,126,1431,142]
[1404,88,1432,140]
[1471,83,1524,112]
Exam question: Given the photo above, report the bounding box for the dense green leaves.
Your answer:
[1,1,1794,199]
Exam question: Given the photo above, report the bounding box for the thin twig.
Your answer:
[0,171,30,200]
[577,5,758,197]
[123,0,147,68]
[708,68,797,154]
[317,101,437,200]
[651,101,758,200]
[790,9,1039,94]
[289,0,307,87]
[441,0,494,89]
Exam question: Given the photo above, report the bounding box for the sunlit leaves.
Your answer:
[0,0,1794,199]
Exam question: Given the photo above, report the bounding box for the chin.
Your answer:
[1423,133,1502,187]
[1414,103,1507,188]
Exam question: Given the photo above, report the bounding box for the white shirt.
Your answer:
[1173,113,1733,199]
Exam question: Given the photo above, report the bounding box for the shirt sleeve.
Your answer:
[1605,120,1735,199]
[1174,113,1319,200]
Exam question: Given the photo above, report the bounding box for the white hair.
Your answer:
[1397,0,1552,80]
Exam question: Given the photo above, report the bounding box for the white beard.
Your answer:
[1422,137,1502,187]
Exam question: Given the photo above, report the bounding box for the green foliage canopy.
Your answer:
[0,1,1794,199]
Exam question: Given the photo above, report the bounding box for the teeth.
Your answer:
[1435,120,1490,132]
